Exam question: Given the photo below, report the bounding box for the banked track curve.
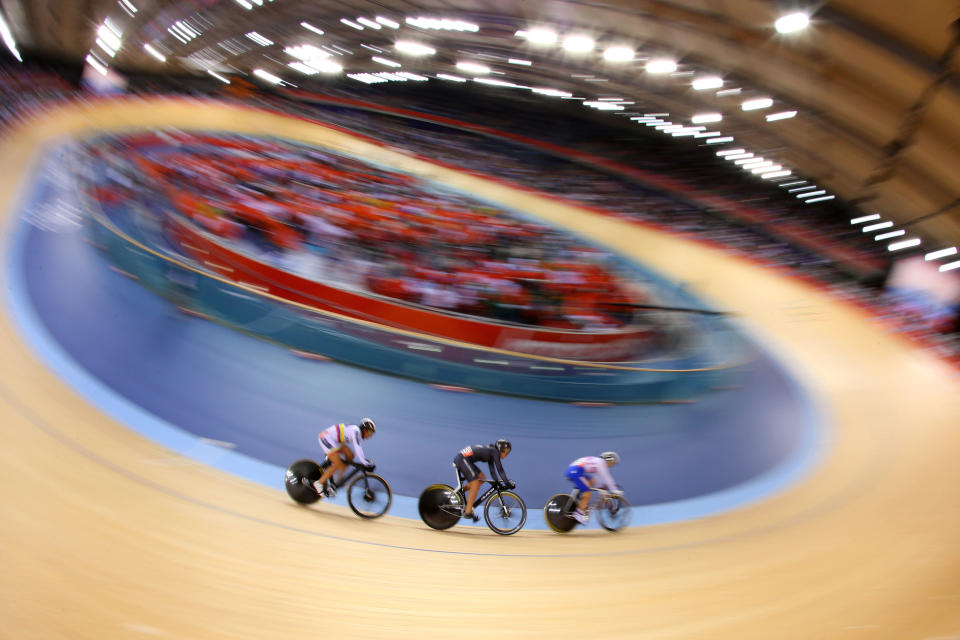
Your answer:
[1,99,959,639]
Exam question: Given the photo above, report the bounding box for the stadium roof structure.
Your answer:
[4,0,959,249]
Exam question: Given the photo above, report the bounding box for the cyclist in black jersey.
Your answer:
[453,439,514,521]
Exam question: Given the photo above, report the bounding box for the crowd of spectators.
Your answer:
[87,131,650,330]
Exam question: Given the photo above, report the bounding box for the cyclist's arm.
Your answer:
[347,428,369,466]
[490,455,509,485]
[594,464,619,492]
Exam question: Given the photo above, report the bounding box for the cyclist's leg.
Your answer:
[318,445,348,489]
[566,465,592,515]
[337,447,355,483]
[456,455,482,517]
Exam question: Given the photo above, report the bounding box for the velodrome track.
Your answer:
[1,99,959,639]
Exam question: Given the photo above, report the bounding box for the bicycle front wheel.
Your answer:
[346,473,393,518]
[418,484,462,530]
[597,495,632,532]
[484,491,527,535]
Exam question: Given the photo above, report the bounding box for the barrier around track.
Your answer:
[87,205,756,403]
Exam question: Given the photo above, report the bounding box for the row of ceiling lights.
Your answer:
[850,214,959,269]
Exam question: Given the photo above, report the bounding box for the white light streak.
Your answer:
[301,22,324,35]
[850,214,881,224]
[775,12,811,34]
[766,110,798,121]
[924,247,958,261]
[874,230,905,240]
[742,98,774,110]
[645,58,677,74]
[888,238,921,252]
[692,76,723,90]
[691,113,722,124]
[143,44,166,62]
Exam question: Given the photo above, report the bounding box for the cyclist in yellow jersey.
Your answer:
[314,418,376,498]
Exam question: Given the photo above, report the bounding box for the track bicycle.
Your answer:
[284,458,392,519]
[543,487,632,533]
[418,466,527,535]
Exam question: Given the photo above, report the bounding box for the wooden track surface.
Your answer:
[2,100,959,640]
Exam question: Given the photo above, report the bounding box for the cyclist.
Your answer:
[454,439,514,521]
[566,451,622,525]
[314,418,376,498]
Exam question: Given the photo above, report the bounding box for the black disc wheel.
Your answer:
[418,484,462,530]
[597,495,632,532]
[483,491,527,535]
[284,459,322,505]
[543,493,578,533]
[347,473,392,518]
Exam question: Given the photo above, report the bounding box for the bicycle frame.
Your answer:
[452,466,506,512]
[565,486,616,516]
[321,458,369,488]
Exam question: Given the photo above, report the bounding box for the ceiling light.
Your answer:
[372,56,401,67]
[207,70,231,83]
[693,131,722,138]
[603,46,634,62]
[563,34,595,53]
[645,58,677,74]
[143,44,166,62]
[436,73,467,82]
[253,68,282,84]
[725,153,754,160]
[531,87,572,97]
[234,0,253,8]
[691,113,722,124]
[475,78,525,88]
[119,0,138,13]
[0,10,21,61]
[778,181,808,187]
[875,230,905,241]
[357,17,381,29]
[508,58,532,66]
[733,156,761,164]
[766,110,797,121]
[300,22,324,35]
[522,28,558,44]
[924,247,958,261]
[340,18,364,30]
[850,214,881,224]
[742,98,774,110]
[804,195,836,203]
[457,61,490,74]
[775,12,811,34]
[397,72,429,81]
[888,238,921,252]
[862,221,893,232]
[395,41,435,56]
[705,137,734,144]
[584,101,625,110]
[716,88,741,96]
[796,190,827,199]
[245,31,273,46]
[939,260,960,272]
[692,76,723,90]
[761,170,792,179]
[716,148,746,156]
[84,54,108,75]
[376,17,400,29]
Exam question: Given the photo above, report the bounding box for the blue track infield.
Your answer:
[3,151,828,531]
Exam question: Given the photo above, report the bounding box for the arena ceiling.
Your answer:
[5,0,960,251]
